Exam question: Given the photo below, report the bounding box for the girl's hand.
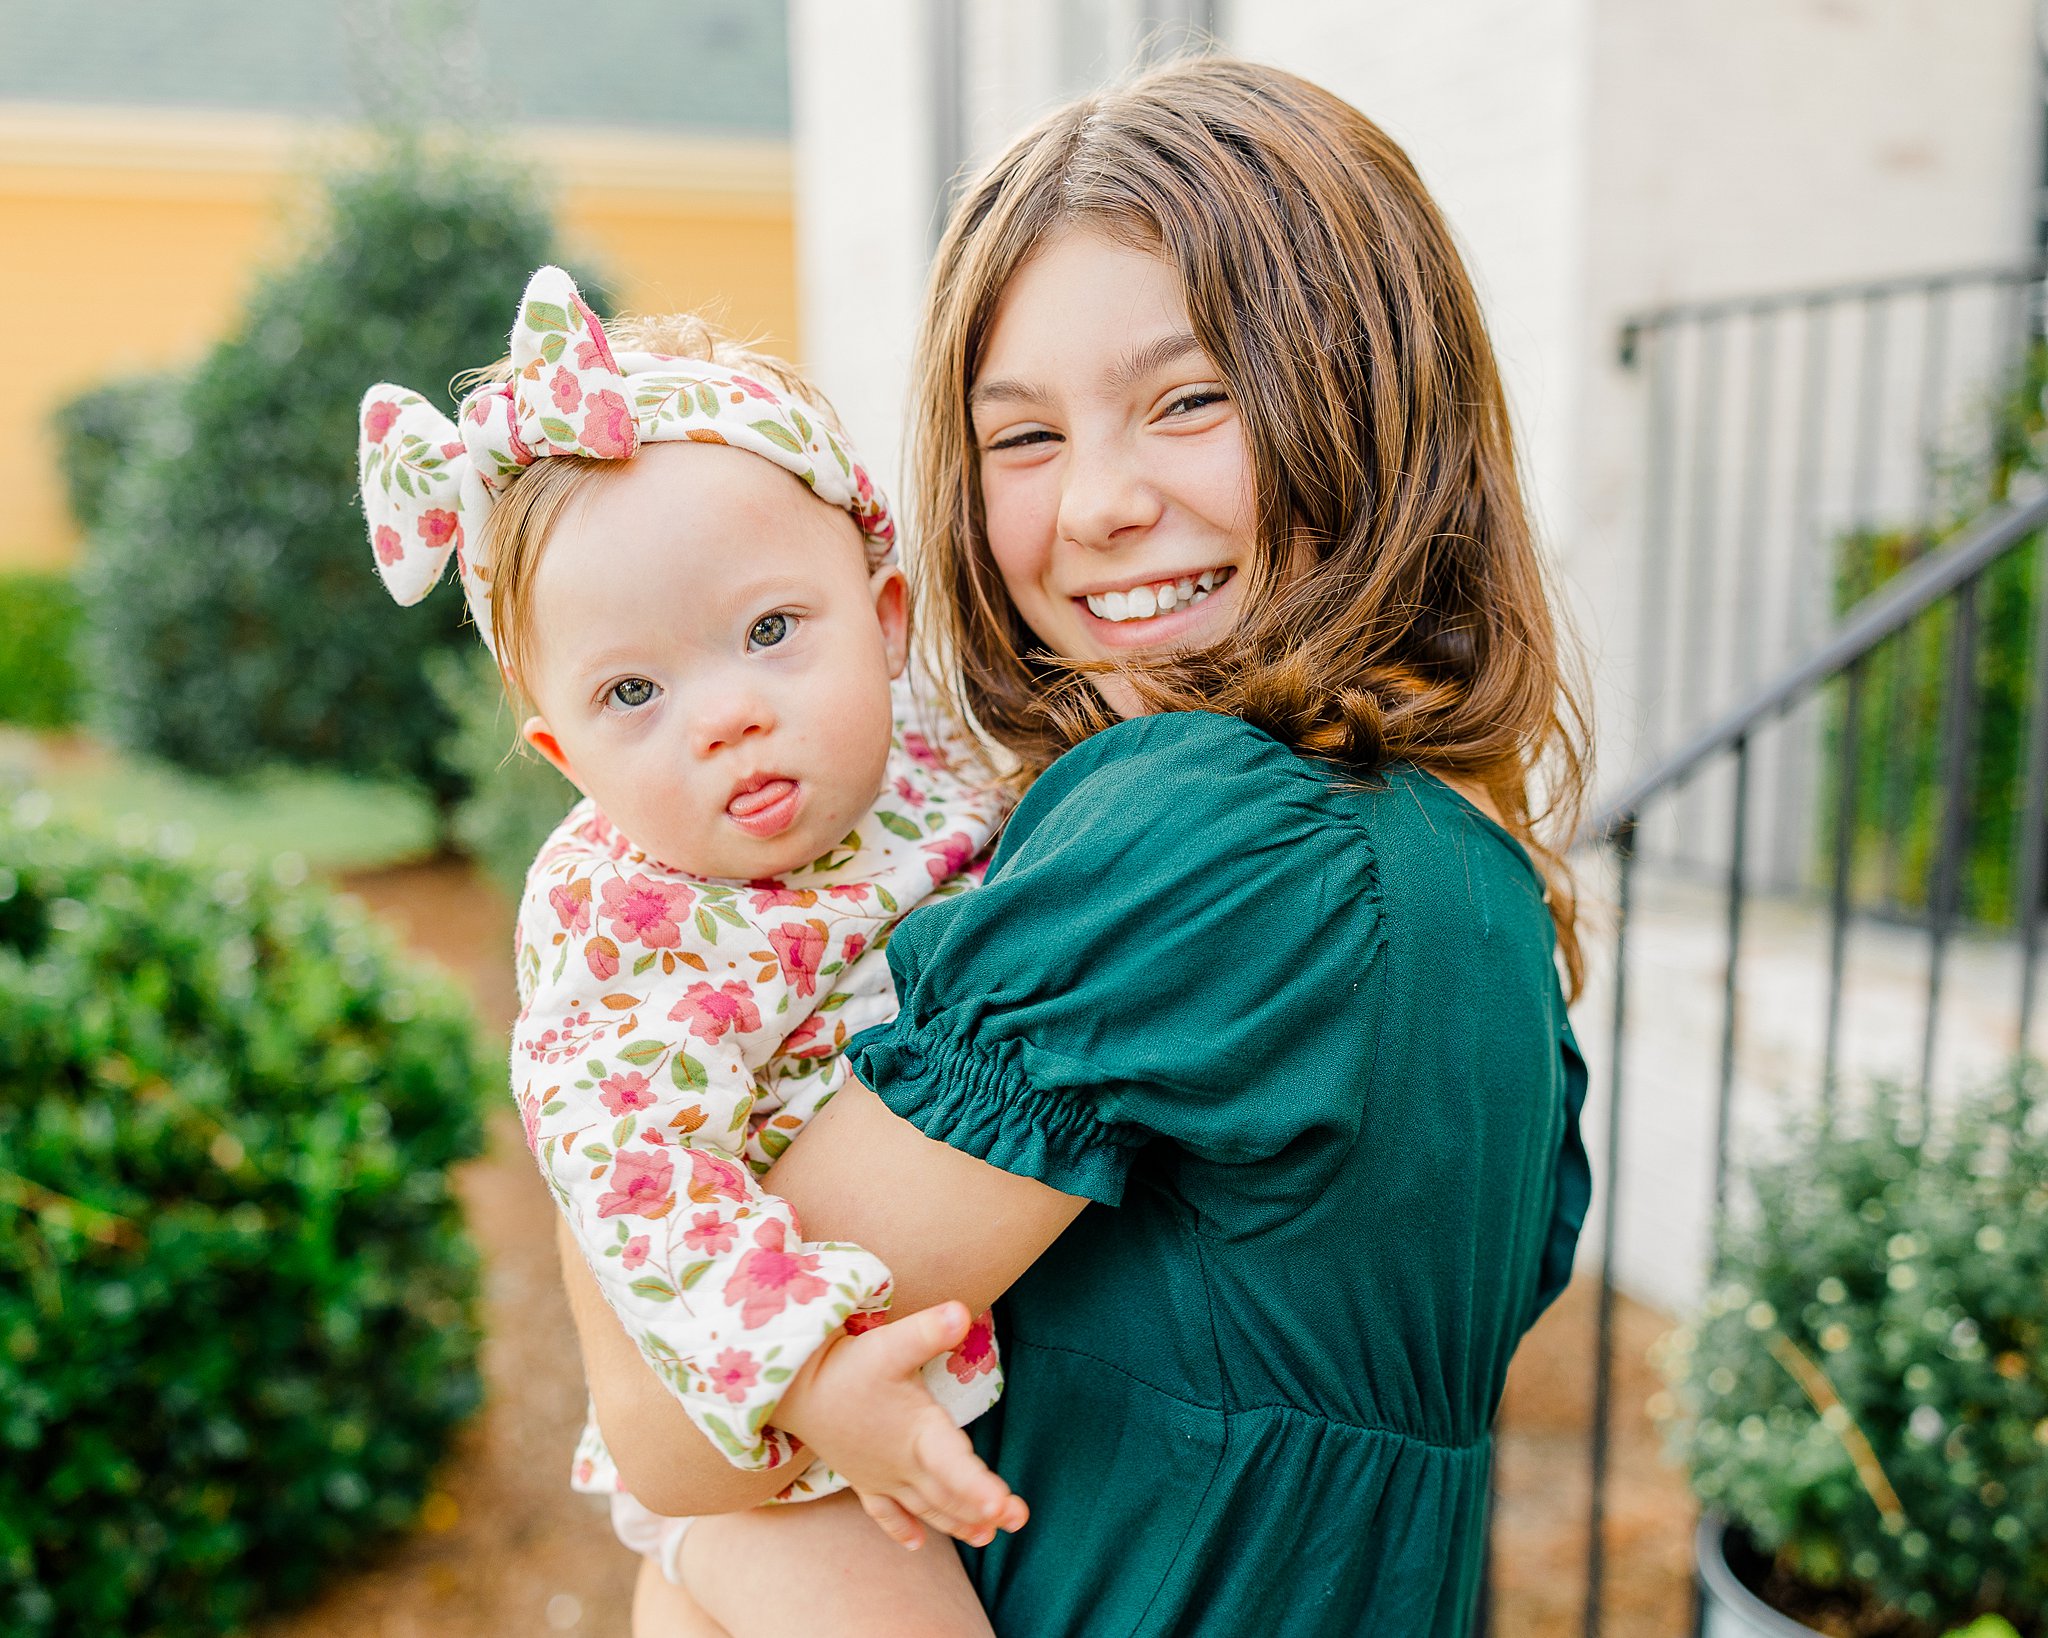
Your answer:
[772,1302,1029,1552]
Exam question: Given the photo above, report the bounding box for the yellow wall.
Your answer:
[0,105,796,571]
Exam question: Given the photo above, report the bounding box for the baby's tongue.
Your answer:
[728,779,796,818]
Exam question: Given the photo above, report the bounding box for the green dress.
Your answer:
[846,710,1590,1637]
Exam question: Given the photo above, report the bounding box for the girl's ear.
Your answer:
[522,716,581,787]
[870,565,911,679]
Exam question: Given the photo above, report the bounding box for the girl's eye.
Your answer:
[606,677,658,711]
[749,613,792,649]
[1163,389,1227,417]
[987,427,1059,452]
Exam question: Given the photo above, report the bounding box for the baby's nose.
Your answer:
[692,693,775,758]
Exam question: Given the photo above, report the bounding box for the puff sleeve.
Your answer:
[847,712,1386,1206]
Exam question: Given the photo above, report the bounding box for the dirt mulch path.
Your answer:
[260,858,1696,1638]
[1495,1280,1699,1636]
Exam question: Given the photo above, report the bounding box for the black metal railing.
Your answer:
[1574,480,2048,1637]
[1621,262,2046,894]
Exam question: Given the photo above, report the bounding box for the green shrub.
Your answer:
[0,808,493,1638]
[80,143,590,821]
[0,573,83,730]
[1826,341,2048,925]
[1657,1073,2048,1634]
[1826,526,2037,924]
[428,649,577,902]
[49,374,183,539]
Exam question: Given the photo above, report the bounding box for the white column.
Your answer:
[789,0,935,502]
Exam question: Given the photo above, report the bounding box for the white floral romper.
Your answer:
[512,719,1008,1576]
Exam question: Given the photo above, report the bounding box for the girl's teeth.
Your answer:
[1084,569,1231,623]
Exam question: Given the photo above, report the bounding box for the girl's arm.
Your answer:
[569,1078,1086,1522]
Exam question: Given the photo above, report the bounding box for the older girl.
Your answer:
[566,56,1593,1638]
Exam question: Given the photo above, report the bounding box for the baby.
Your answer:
[359,268,1011,1634]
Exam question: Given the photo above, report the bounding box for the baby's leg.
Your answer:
[633,1554,733,1638]
[682,1491,993,1638]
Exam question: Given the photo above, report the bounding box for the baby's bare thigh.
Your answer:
[681,1491,993,1638]
[633,1554,732,1638]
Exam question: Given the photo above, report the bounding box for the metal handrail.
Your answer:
[1589,482,2048,841]
[1617,258,2048,359]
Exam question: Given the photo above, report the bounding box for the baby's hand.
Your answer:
[773,1302,1028,1552]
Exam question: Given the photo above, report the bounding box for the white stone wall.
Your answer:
[1233,0,2040,775]
[1575,0,2041,775]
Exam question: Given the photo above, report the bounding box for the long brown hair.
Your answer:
[907,55,1592,993]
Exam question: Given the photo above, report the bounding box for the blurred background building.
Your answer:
[0,0,797,574]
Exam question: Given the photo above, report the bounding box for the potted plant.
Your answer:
[1653,1071,2046,1636]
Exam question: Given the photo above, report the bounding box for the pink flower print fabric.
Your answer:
[515,694,1008,1487]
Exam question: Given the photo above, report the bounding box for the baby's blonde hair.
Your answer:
[470,311,856,705]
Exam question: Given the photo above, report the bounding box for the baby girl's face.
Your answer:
[520,442,907,880]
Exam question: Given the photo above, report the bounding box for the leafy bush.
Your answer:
[0,573,83,731]
[0,808,493,1637]
[428,648,577,901]
[80,143,589,820]
[1656,1074,2048,1635]
[49,374,183,539]
[1828,527,2037,925]
[1826,340,2048,925]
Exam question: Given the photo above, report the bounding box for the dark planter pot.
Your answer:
[1697,1515,1827,1637]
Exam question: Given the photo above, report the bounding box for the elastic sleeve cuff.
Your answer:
[848,1023,1141,1205]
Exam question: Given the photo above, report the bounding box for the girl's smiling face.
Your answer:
[971,230,1258,710]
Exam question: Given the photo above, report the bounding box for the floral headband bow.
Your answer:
[358,264,894,658]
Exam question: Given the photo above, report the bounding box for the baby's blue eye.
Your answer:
[749,613,791,649]
[608,677,657,710]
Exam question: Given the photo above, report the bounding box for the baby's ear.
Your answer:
[871,565,911,678]
[522,717,580,786]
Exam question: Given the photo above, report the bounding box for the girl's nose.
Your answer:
[690,691,775,758]
[1056,438,1163,549]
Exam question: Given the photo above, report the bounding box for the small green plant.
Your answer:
[428,648,577,901]
[0,573,84,731]
[1825,340,2048,925]
[1656,1072,2048,1635]
[0,807,494,1637]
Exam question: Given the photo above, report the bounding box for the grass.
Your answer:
[0,730,438,875]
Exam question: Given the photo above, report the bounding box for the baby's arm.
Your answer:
[515,840,893,1475]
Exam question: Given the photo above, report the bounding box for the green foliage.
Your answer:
[1827,529,2036,923]
[49,374,182,539]
[428,648,577,901]
[79,143,590,814]
[1657,1074,2048,1633]
[0,573,83,731]
[0,809,493,1637]
[1827,341,2048,925]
